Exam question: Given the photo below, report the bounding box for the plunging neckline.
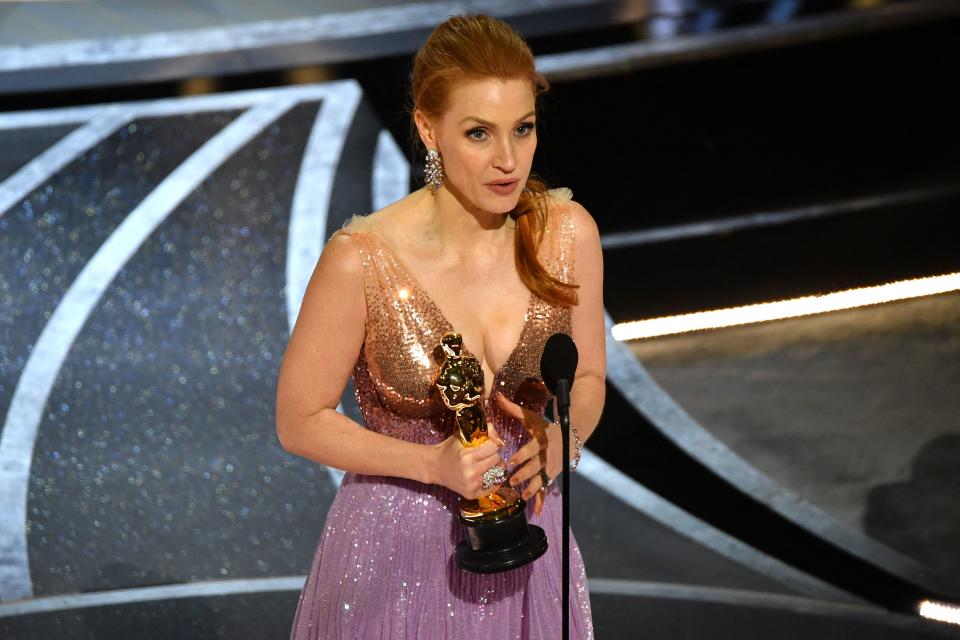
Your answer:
[360,230,536,396]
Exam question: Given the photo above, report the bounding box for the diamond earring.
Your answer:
[424,148,444,194]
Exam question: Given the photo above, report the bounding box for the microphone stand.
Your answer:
[556,378,572,640]
[540,331,578,638]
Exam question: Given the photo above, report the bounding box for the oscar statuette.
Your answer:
[434,332,548,573]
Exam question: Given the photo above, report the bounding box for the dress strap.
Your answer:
[543,187,576,286]
[329,228,381,330]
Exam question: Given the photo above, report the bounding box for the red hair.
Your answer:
[408,13,578,307]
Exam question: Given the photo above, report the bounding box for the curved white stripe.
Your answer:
[0,576,307,617]
[0,107,126,218]
[0,574,900,626]
[592,580,960,632]
[0,573,940,635]
[586,580,959,630]
[372,129,410,212]
[0,573,872,620]
[285,81,363,490]
[0,100,295,602]
[578,449,857,602]
[285,82,362,335]
[0,83,354,131]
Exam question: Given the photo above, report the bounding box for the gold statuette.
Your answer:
[435,333,522,523]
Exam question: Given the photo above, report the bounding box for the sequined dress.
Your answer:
[289,188,595,639]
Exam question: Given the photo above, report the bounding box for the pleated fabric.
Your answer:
[289,188,594,639]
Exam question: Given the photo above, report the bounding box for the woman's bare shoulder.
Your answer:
[339,191,422,245]
[323,210,391,279]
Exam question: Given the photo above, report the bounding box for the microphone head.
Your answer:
[540,333,578,395]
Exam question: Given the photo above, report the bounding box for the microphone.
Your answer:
[540,332,578,640]
[540,332,578,415]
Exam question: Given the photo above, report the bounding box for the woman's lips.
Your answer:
[486,180,518,195]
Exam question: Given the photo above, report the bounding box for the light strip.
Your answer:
[612,272,960,341]
[918,599,960,626]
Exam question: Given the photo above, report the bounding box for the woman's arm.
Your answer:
[275,232,438,484]
[279,231,510,499]
[567,198,606,450]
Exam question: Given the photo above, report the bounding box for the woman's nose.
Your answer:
[493,137,517,172]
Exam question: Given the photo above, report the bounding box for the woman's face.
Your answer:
[421,77,537,214]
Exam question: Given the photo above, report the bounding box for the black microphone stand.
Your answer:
[541,331,577,639]
[555,378,572,640]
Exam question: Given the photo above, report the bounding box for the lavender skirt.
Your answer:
[289,472,594,639]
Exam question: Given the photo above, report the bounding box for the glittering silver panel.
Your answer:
[0,113,238,429]
[23,103,332,596]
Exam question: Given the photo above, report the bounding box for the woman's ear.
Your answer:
[413,109,438,150]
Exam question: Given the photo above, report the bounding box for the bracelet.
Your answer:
[569,424,583,471]
[550,420,583,472]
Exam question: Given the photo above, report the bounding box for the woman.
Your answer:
[276,13,605,639]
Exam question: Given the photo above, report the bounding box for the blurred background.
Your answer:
[0,1,958,638]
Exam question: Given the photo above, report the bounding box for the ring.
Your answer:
[539,469,552,492]
[482,464,506,491]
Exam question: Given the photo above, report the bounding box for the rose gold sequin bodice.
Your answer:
[334,188,576,462]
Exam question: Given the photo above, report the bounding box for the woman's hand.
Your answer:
[496,392,562,516]
[431,422,505,500]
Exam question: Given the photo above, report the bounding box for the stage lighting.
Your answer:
[612,271,960,341]
[919,599,960,626]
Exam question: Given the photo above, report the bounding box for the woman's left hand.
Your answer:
[496,392,563,516]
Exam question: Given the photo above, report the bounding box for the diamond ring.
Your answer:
[481,464,506,491]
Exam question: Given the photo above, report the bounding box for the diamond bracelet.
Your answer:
[550,420,583,472]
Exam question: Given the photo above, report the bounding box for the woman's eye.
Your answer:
[467,123,534,140]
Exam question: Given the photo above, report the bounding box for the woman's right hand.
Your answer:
[431,422,504,500]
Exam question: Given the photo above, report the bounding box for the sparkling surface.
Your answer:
[289,187,595,639]
[23,103,330,595]
[0,113,238,427]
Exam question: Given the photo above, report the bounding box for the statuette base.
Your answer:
[455,499,548,573]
